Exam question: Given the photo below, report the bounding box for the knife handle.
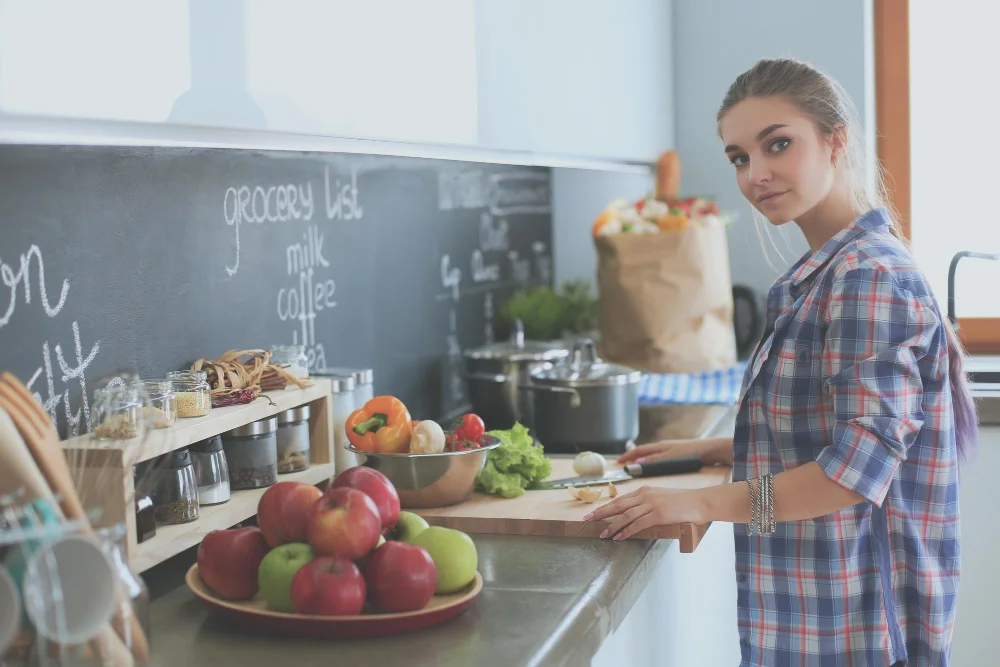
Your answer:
[624,456,703,478]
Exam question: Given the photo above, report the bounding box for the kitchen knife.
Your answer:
[539,456,704,489]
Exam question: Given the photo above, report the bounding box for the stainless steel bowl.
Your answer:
[344,436,502,509]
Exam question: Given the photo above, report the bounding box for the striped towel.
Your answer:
[638,362,747,406]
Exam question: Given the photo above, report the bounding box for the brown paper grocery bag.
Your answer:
[595,224,737,374]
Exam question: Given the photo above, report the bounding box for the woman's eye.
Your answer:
[769,138,791,153]
[730,154,749,167]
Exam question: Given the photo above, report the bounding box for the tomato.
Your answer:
[460,414,485,443]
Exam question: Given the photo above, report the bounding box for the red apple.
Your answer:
[306,487,382,561]
[290,556,366,616]
[332,466,401,534]
[196,526,268,601]
[363,541,437,613]
[257,481,323,548]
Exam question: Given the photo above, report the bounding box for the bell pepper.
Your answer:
[346,396,413,453]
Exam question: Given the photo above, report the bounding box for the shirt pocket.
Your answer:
[764,339,827,462]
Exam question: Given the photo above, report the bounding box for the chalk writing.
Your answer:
[224,180,315,276]
[438,170,486,211]
[324,166,363,221]
[277,225,336,371]
[0,244,70,328]
[441,255,462,302]
[488,172,551,217]
[479,213,509,252]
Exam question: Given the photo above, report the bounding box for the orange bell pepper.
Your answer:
[346,396,413,453]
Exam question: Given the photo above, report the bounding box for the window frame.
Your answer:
[875,0,1000,354]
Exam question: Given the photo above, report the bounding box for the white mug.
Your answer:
[0,565,21,656]
[21,533,117,645]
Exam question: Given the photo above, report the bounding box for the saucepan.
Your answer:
[521,339,644,453]
[462,320,569,430]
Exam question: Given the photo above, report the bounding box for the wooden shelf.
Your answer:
[63,378,337,573]
[131,462,337,573]
[62,381,333,464]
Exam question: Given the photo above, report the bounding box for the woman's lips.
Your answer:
[757,191,788,206]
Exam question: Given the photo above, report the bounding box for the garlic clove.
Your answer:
[568,486,581,500]
[576,487,603,503]
[608,482,618,498]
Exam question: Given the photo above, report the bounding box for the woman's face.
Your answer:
[719,96,838,226]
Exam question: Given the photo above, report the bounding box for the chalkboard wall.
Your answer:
[0,146,553,437]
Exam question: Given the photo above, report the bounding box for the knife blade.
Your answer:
[539,456,703,489]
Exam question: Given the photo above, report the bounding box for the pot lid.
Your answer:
[531,339,643,387]
[463,319,570,362]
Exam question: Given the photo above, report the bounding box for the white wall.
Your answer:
[671,0,874,297]
[476,0,674,162]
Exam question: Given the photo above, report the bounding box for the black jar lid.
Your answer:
[190,435,223,454]
[167,449,193,469]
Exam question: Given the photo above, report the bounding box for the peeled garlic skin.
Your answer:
[573,451,606,476]
[568,486,603,503]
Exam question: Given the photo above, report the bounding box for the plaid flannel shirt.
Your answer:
[733,207,961,666]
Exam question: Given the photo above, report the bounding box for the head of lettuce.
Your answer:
[474,423,552,498]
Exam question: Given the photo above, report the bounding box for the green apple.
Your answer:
[412,527,478,594]
[388,511,430,544]
[257,543,314,612]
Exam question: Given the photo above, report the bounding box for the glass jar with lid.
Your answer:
[190,435,231,505]
[166,369,208,383]
[170,378,211,418]
[318,367,373,404]
[152,449,200,525]
[222,417,279,490]
[270,344,309,378]
[276,405,311,473]
[138,379,177,429]
[92,383,148,440]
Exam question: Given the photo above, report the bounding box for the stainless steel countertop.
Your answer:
[141,404,736,667]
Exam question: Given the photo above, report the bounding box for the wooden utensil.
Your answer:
[0,404,53,501]
[0,372,148,664]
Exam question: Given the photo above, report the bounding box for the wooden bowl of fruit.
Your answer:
[190,464,483,638]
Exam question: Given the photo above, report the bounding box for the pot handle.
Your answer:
[518,383,582,408]
[464,372,510,384]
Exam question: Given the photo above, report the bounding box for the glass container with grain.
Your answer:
[223,417,279,490]
[170,378,211,418]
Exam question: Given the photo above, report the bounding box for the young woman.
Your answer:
[586,58,977,667]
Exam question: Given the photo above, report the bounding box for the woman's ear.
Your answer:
[830,125,848,167]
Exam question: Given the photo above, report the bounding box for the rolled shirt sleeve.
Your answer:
[815,267,937,506]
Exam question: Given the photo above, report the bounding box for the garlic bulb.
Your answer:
[409,419,446,454]
[573,451,606,477]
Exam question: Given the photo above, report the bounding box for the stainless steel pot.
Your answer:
[524,339,643,453]
[463,320,570,430]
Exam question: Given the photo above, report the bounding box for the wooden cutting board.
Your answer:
[414,457,733,553]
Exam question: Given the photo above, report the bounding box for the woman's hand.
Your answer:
[584,486,707,541]
[617,436,733,467]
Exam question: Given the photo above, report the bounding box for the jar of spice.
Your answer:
[223,417,279,490]
[271,344,309,378]
[319,367,373,404]
[276,405,311,473]
[167,369,208,385]
[170,378,211,418]
[134,462,156,544]
[190,435,231,505]
[153,449,200,525]
[139,379,177,429]
[92,384,146,440]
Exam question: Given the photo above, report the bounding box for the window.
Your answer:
[876,1,1000,353]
